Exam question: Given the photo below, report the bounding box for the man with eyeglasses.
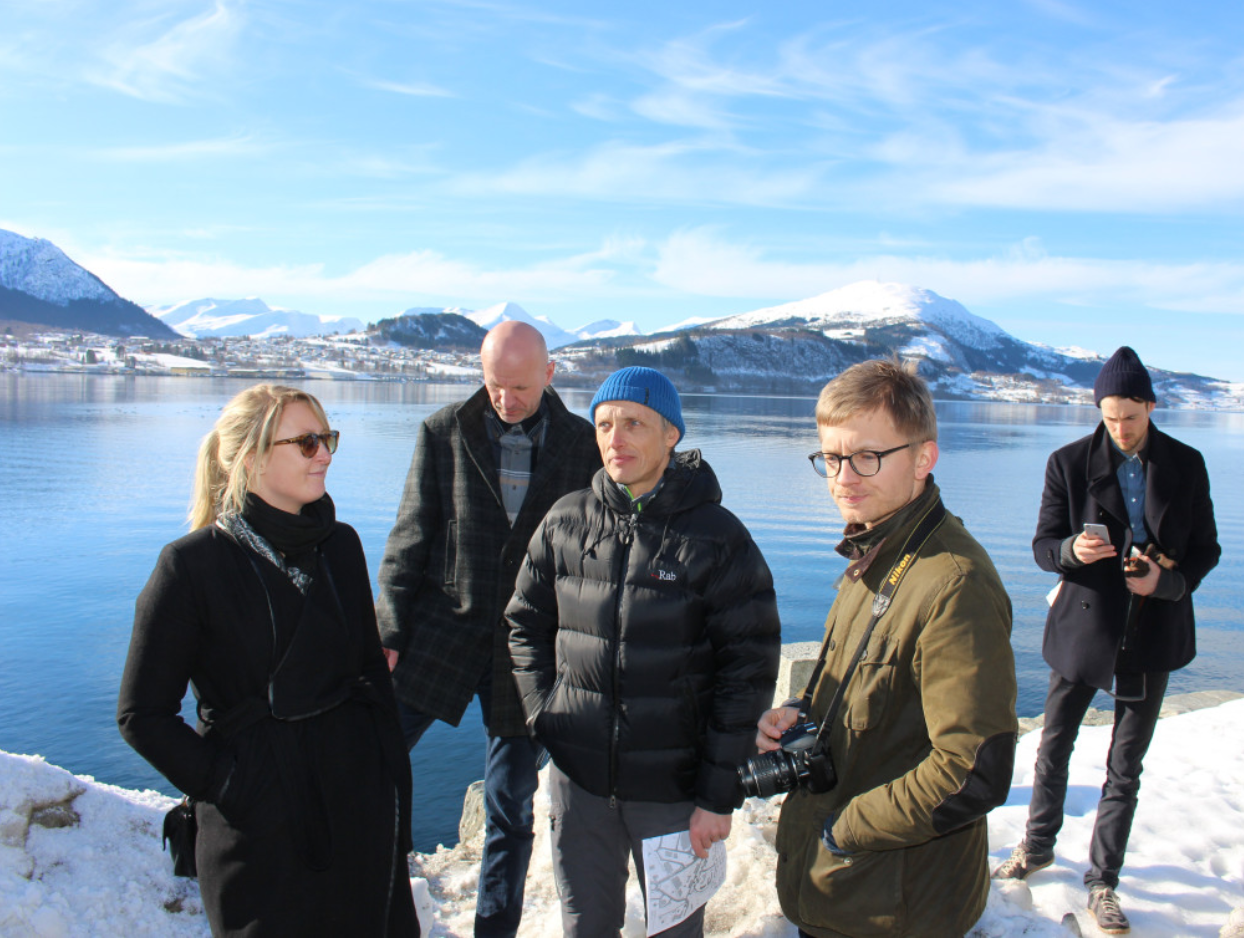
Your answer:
[375,321,601,938]
[994,347,1220,935]
[758,359,1017,938]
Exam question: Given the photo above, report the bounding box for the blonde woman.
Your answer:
[118,385,419,937]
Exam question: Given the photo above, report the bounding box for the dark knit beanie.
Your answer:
[1094,346,1155,406]
[590,366,685,442]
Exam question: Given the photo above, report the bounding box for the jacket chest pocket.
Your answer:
[844,640,898,732]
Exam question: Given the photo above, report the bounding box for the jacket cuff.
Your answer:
[1151,566,1187,602]
[821,813,853,857]
[1059,536,1085,569]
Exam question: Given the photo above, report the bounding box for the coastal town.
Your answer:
[1,327,486,383]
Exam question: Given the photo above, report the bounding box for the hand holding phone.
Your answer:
[1074,523,1117,564]
[1082,523,1110,542]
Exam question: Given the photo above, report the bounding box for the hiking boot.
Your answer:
[1088,885,1130,935]
[992,842,1055,880]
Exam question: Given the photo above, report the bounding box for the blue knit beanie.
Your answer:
[590,366,685,442]
[1094,346,1155,406]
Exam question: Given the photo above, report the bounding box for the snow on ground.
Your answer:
[423,361,480,378]
[3,699,1243,937]
[133,353,212,370]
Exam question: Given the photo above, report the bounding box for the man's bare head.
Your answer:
[480,321,554,424]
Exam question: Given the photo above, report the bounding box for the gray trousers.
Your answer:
[548,764,706,938]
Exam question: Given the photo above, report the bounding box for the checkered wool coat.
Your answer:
[376,386,600,737]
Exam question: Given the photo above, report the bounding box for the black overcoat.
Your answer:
[376,386,600,736]
[1032,421,1220,691]
[118,522,418,938]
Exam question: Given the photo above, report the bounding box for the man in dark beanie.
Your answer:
[507,366,780,937]
[995,346,1220,934]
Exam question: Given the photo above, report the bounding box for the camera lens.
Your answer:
[738,749,805,799]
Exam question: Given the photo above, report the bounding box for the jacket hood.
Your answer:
[592,448,722,516]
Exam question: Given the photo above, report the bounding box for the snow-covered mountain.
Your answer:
[574,281,1235,407]
[466,302,582,350]
[573,319,642,340]
[712,281,1008,351]
[657,315,723,333]
[0,229,176,337]
[0,230,118,305]
[151,298,364,339]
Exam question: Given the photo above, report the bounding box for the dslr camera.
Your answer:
[738,717,837,798]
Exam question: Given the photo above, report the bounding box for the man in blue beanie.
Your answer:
[507,366,780,937]
[995,346,1220,934]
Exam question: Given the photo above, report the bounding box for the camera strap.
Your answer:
[802,496,948,755]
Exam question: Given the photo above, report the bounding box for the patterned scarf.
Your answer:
[216,493,336,594]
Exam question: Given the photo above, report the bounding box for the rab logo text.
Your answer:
[651,569,677,582]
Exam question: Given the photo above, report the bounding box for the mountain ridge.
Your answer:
[0,230,176,338]
[4,227,1240,409]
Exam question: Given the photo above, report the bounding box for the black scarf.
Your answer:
[836,478,939,562]
[234,493,336,589]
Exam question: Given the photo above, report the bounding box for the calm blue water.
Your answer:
[2,374,1242,853]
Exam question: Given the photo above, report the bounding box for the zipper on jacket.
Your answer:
[609,513,638,803]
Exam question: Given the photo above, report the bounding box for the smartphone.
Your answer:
[1083,523,1110,541]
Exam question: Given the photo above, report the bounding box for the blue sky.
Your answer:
[4,0,1244,379]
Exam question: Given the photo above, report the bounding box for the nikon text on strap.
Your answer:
[801,497,949,755]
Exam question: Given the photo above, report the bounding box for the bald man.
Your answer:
[377,321,600,937]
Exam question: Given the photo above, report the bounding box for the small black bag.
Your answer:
[162,797,198,878]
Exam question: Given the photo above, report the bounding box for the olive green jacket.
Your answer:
[776,485,1018,938]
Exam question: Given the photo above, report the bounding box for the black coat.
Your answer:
[118,522,417,938]
[376,386,600,736]
[1033,422,1220,691]
[507,451,781,812]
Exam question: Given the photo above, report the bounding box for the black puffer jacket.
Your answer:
[506,450,780,813]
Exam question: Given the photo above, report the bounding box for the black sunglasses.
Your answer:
[274,430,339,458]
[807,442,912,478]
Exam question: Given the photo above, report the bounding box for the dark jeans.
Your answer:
[1024,669,1169,889]
[398,671,541,938]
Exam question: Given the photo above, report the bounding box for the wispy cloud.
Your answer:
[78,241,624,311]
[96,133,269,162]
[925,106,1244,212]
[76,224,1244,328]
[87,0,243,103]
[455,139,825,206]
[607,17,1244,214]
[411,0,608,30]
[1023,0,1101,28]
[650,228,1244,316]
[354,75,455,98]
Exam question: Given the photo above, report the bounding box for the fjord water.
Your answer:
[3,374,1242,853]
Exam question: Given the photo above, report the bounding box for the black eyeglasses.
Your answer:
[807,443,912,478]
[274,431,339,458]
